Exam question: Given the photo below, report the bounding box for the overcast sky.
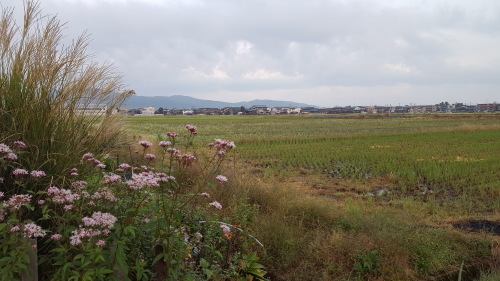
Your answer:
[3,0,500,106]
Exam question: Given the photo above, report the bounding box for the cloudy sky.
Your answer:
[3,0,500,106]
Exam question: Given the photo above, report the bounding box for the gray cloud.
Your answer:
[2,0,499,105]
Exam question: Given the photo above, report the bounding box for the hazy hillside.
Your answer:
[123,95,312,109]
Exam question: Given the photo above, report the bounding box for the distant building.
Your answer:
[140,107,156,115]
[476,103,498,112]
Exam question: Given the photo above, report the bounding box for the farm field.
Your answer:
[125,114,500,280]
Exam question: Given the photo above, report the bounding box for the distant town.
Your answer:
[123,102,499,116]
[77,101,500,117]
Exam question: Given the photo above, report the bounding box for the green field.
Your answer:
[125,114,500,280]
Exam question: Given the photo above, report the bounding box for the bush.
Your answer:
[0,127,267,280]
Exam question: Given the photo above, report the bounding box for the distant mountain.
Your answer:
[122,95,313,109]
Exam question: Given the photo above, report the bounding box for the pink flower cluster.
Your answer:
[158,141,172,148]
[30,170,46,179]
[3,194,32,211]
[23,222,46,238]
[178,154,196,165]
[47,186,80,204]
[166,132,178,138]
[185,125,197,134]
[12,141,27,150]
[70,212,117,246]
[209,201,222,210]
[103,174,122,184]
[12,168,29,176]
[126,171,174,190]
[91,187,118,202]
[220,224,231,238]
[216,175,228,184]
[144,153,156,160]
[82,212,117,229]
[139,141,153,148]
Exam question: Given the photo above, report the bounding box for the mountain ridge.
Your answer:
[123,95,313,109]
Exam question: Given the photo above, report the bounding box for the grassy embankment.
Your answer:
[125,114,500,280]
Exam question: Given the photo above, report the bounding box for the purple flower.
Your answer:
[10,226,20,232]
[82,153,94,159]
[37,200,45,205]
[51,234,62,240]
[216,175,228,184]
[220,224,231,238]
[12,141,27,149]
[96,164,106,169]
[6,153,17,161]
[139,141,152,148]
[0,143,13,154]
[12,168,29,176]
[23,223,46,238]
[209,201,222,210]
[159,141,172,147]
[166,132,178,138]
[96,240,106,247]
[144,153,156,160]
[0,191,3,198]
[119,163,131,169]
[185,125,197,133]
[31,170,46,178]
[200,192,210,198]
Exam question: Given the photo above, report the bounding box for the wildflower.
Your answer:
[166,132,178,138]
[88,201,96,206]
[209,201,222,210]
[12,168,29,176]
[208,143,214,148]
[4,194,32,211]
[114,168,124,173]
[185,125,197,133]
[92,187,118,202]
[96,163,106,169]
[167,147,180,155]
[51,234,62,240]
[220,224,231,238]
[103,174,122,184]
[37,200,45,205]
[0,191,3,198]
[6,153,18,161]
[118,163,131,169]
[23,223,46,238]
[47,186,80,204]
[0,143,13,154]
[71,181,88,190]
[216,175,228,184]
[139,141,152,148]
[217,151,226,157]
[82,212,117,229]
[200,192,210,198]
[179,154,196,165]
[159,141,172,147]
[11,226,20,232]
[70,172,79,176]
[12,141,27,149]
[144,153,156,160]
[64,205,73,211]
[30,170,46,178]
[102,229,111,235]
[82,153,94,159]
[96,240,106,247]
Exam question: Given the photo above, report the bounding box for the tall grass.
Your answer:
[0,1,133,193]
